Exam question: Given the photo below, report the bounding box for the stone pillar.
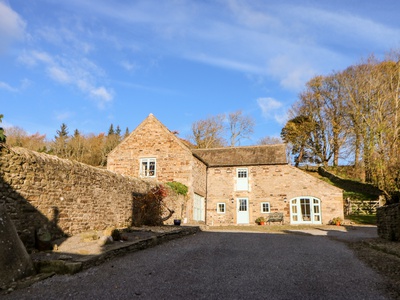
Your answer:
[0,205,36,288]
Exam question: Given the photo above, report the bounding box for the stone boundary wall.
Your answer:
[377,204,400,241]
[0,146,183,248]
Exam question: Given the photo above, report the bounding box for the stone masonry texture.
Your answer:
[107,114,203,223]
[377,203,400,241]
[0,145,183,249]
[206,165,344,226]
[108,114,344,226]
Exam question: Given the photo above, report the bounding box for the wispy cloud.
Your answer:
[54,111,74,121]
[18,50,114,108]
[9,0,400,104]
[187,53,265,74]
[0,78,31,92]
[90,87,113,108]
[257,97,287,125]
[0,1,26,53]
[0,81,18,92]
[120,60,139,72]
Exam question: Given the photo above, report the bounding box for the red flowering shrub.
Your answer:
[131,185,168,226]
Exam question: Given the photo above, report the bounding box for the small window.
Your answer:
[217,203,226,214]
[237,168,248,178]
[261,202,270,213]
[140,158,156,177]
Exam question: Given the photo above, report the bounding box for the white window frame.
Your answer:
[261,202,270,213]
[217,203,226,214]
[140,158,156,178]
[290,197,322,224]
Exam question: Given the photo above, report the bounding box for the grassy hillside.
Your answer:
[302,167,380,225]
[302,167,380,202]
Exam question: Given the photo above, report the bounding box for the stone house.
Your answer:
[107,114,343,226]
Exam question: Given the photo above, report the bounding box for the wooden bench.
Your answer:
[267,212,284,225]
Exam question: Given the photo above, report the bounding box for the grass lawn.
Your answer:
[346,214,376,225]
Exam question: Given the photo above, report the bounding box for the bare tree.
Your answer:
[258,136,282,145]
[5,126,47,151]
[227,110,255,146]
[189,114,226,148]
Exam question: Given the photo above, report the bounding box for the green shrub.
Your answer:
[166,181,188,196]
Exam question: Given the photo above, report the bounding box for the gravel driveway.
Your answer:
[4,230,390,300]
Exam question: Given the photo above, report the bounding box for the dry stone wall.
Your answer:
[0,146,182,249]
[377,204,400,241]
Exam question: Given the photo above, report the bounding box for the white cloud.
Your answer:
[90,86,113,108]
[274,112,289,126]
[10,0,400,113]
[54,111,73,121]
[48,66,71,84]
[0,2,26,53]
[0,79,32,93]
[37,26,94,55]
[257,97,288,125]
[188,53,264,74]
[120,60,139,72]
[258,97,282,113]
[17,50,114,107]
[0,81,18,92]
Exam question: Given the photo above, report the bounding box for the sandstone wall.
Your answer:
[377,204,400,241]
[107,114,199,222]
[206,164,343,226]
[0,146,183,249]
[192,156,207,197]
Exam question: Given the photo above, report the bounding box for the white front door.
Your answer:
[193,194,205,222]
[237,198,249,224]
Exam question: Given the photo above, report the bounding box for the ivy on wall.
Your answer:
[166,181,188,196]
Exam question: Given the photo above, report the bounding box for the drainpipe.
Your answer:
[204,166,208,226]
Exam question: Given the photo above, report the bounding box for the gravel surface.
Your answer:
[4,230,391,300]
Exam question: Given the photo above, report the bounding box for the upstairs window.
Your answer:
[140,158,156,177]
[236,168,249,191]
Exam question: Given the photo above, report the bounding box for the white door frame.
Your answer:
[236,168,249,191]
[290,197,322,224]
[193,194,205,222]
[237,198,249,224]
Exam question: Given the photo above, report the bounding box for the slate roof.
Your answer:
[191,144,288,167]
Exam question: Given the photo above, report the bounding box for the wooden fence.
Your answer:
[344,198,381,215]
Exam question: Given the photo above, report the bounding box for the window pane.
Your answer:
[300,198,311,221]
[218,203,225,213]
[239,199,247,211]
[142,161,148,175]
[262,202,269,213]
[238,169,247,178]
[149,161,155,176]
[141,158,156,177]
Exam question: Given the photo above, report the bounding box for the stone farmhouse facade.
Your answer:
[107,114,343,226]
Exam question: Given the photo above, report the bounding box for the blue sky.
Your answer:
[1,0,400,144]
